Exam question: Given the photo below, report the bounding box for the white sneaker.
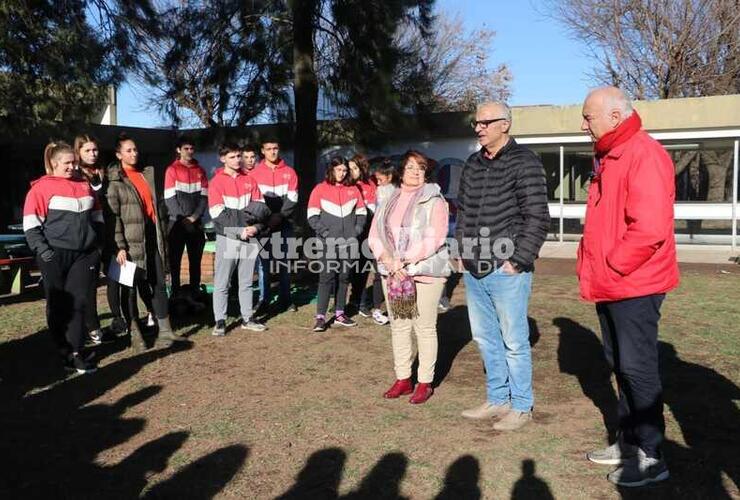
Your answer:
[372,309,389,325]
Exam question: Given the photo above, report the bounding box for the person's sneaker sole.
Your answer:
[358,309,371,318]
[242,324,268,332]
[587,454,631,466]
[335,322,357,327]
[608,469,670,487]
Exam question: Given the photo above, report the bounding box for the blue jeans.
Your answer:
[464,267,533,411]
[259,227,292,304]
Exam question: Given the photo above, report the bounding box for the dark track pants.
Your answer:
[596,294,666,458]
[38,247,100,353]
[168,220,205,293]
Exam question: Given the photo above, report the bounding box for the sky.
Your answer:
[116,0,595,128]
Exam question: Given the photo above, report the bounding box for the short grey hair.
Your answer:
[594,87,633,118]
[477,101,513,126]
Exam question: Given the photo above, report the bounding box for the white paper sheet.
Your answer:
[108,257,137,287]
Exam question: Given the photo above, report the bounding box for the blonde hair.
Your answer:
[43,141,74,175]
[73,134,99,167]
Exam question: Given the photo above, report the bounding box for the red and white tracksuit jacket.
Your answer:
[208,168,271,240]
[23,175,103,260]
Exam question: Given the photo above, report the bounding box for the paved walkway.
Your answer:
[541,241,739,265]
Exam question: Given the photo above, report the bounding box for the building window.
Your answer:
[664,139,735,202]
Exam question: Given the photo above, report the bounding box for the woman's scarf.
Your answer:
[382,186,425,319]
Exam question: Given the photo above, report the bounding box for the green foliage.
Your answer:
[137,0,293,128]
[324,0,435,147]
[0,0,157,134]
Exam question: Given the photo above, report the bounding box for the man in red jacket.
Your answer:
[577,87,679,487]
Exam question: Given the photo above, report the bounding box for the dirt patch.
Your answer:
[0,271,738,498]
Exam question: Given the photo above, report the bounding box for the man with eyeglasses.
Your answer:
[456,101,550,431]
[578,87,678,487]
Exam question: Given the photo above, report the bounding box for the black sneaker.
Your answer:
[65,353,97,374]
[212,320,226,336]
[286,302,298,313]
[358,307,372,318]
[253,300,268,317]
[88,329,114,346]
[241,318,268,332]
[108,317,128,336]
[88,329,103,346]
[313,318,327,332]
[334,314,357,327]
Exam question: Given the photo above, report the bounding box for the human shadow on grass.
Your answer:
[510,459,554,500]
[554,317,619,443]
[434,305,473,387]
[553,317,739,498]
[435,454,482,500]
[617,342,740,500]
[0,339,247,498]
[277,449,485,500]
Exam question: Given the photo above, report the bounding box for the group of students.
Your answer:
[21,133,408,374]
[24,134,180,373]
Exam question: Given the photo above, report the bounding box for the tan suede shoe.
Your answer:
[461,401,511,419]
[493,410,532,431]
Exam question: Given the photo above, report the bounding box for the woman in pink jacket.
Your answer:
[369,150,450,404]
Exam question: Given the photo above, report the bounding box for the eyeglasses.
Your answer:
[470,118,508,129]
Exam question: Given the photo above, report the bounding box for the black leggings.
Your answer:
[122,251,168,328]
[316,256,353,316]
[38,247,100,353]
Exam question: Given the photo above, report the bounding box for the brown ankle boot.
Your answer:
[130,322,147,353]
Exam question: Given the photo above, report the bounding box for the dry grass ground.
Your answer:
[0,260,738,499]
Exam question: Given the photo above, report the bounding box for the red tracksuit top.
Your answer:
[208,168,270,239]
[163,159,209,222]
[23,175,103,257]
[307,181,367,239]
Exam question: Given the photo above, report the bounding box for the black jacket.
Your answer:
[455,138,550,277]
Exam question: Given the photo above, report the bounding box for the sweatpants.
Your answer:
[212,234,258,322]
[168,219,205,293]
[382,278,445,384]
[597,294,666,458]
[37,247,100,353]
[316,256,353,317]
[84,259,102,332]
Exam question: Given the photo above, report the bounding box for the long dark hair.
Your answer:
[324,156,350,185]
[349,153,370,183]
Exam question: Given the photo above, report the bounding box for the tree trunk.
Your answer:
[290,0,319,234]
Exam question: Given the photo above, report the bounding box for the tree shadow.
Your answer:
[0,336,246,498]
[510,459,554,500]
[554,317,619,443]
[434,454,481,500]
